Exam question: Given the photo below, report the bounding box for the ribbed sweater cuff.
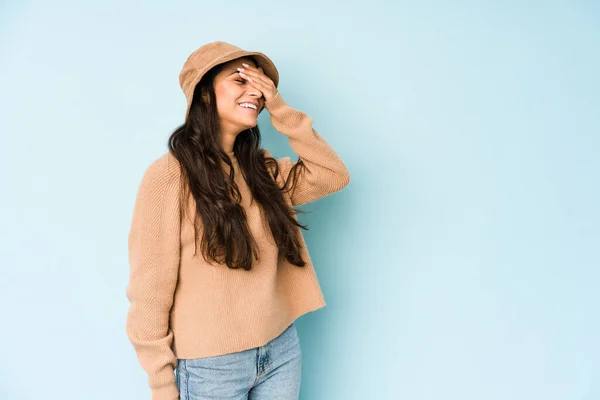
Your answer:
[264,91,314,140]
[264,90,286,113]
[152,382,179,400]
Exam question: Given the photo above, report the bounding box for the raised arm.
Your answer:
[263,91,350,206]
[126,153,181,400]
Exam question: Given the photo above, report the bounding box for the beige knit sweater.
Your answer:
[125,91,350,400]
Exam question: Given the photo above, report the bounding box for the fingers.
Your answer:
[236,63,277,102]
[237,66,267,85]
[238,73,271,98]
[241,64,272,81]
[237,70,264,90]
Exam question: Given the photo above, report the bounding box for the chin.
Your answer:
[240,118,258,128]
[236,123,256,132]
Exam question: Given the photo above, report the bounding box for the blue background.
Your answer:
[1,1,598,399]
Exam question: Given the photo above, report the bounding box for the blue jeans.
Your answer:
[175,323,302,399]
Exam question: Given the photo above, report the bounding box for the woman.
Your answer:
[125,41,350,400]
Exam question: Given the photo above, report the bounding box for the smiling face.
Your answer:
[213,57,265,139]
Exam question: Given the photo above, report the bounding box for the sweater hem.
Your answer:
[173,302,326,360]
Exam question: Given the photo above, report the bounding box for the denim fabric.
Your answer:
[176,323,302,399]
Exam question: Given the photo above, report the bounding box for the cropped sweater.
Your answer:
[125,91,350,400]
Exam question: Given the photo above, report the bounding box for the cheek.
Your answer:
[216,98,245,121]
[215,86,243,112]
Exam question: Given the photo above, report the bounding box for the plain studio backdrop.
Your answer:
[1,1,598,399]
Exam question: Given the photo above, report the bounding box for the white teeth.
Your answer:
[239,103,257,110]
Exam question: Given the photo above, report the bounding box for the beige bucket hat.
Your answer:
[178,41,280,121]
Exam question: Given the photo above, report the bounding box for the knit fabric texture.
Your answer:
[125,91,350,400]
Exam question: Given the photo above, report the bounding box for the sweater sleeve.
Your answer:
[263,91,350,206]
[126,153,181,400]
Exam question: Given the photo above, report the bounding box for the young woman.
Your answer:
[125,41,350,400]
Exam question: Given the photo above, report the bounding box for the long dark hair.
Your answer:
[168,59,308,271]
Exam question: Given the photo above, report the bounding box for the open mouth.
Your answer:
[238,103,258,113]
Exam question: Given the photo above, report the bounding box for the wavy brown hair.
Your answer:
[168,59,308,271]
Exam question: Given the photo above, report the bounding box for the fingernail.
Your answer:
[242,63,249,67]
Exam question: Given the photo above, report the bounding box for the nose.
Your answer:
[247,86,263,99]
